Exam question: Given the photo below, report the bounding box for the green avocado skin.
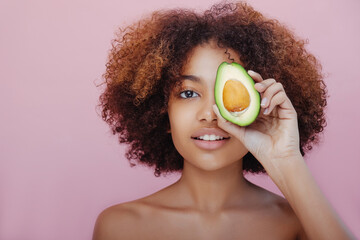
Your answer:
[214,62,261,126]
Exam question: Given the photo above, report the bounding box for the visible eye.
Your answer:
[180,90,199,99]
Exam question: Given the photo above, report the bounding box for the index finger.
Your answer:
[248,70,266,94]
[247,70,264,83]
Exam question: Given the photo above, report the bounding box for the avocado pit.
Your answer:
[223,79,250,113]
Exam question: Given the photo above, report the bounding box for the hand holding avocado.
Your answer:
[213,66,302,174]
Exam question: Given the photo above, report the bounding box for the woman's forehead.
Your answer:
[180,42,243,77]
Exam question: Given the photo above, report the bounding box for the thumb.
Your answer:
[212,104,246,143]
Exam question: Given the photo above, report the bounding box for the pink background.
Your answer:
[1,0,359,239]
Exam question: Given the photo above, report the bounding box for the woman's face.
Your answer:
[168,41,248,171]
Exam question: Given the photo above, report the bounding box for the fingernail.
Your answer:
[264,108,269,114]
[248,70,255,74]
[261,97,267,107]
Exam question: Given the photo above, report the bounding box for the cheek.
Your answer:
[168,104,187,143]
[168,103,197,157]
[168,103,194,131]
[228,136,248,155]
[228,139,248,159]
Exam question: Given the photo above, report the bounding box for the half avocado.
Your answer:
[215,62,260,126]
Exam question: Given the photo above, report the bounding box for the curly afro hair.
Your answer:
[98,1,327,177]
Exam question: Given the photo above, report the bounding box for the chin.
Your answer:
[184,154,243,172]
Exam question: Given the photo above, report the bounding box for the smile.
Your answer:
[192,134,229,141]
[191,136,229,150]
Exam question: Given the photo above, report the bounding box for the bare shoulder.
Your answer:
[250,184,308,239]
[92,200,147,240]
[92,184,179,240]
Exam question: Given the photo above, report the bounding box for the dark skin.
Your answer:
[93,180,305,240]
[93,41,354,240]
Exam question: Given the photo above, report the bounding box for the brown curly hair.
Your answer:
[99,1,327,177]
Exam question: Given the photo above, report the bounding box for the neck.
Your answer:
[175,159,251,213]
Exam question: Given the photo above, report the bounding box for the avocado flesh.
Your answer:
[215,62,260,126]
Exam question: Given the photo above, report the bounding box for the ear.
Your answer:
[162,109,171,133]
[167,125,171,133]
[160,107,167,115]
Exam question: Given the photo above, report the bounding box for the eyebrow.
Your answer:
[179,75,201,83]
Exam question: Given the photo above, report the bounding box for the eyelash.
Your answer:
[179,90,199,99]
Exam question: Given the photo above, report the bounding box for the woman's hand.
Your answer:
[213,70,302,174]
[213,71,356,240]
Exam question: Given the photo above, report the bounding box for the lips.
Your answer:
[191,128,230,139]
[191,128,230,150]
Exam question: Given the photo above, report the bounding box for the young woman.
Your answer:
[93,2,354,239]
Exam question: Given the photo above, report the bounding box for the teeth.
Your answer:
[197,134,224,141]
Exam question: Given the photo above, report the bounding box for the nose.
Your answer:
[197,93,217,123]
